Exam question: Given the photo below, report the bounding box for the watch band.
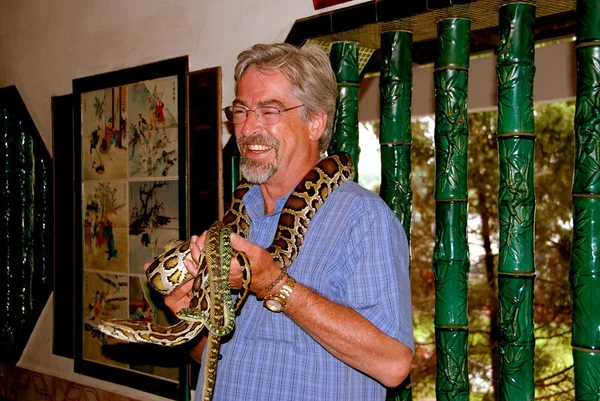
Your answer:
[263,276,296,312]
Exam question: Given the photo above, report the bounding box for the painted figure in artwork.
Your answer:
[90,125,105,174]
[104,219,118,260]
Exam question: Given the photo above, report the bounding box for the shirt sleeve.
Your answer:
[337,203,414,352]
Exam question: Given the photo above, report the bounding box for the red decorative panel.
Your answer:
[313,0,353,10]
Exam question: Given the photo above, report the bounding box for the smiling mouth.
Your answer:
[237,133,279,155]
[248,144,272,152]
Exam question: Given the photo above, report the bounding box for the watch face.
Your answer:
[265,298,284,312]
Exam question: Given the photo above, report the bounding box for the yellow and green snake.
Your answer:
[98,152,354,400]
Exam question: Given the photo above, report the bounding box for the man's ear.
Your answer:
[308,112,327,142]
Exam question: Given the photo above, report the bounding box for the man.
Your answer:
[158,43,413,400]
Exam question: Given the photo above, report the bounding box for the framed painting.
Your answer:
[72,57,190,399]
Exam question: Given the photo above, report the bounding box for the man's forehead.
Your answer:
[234,67,296,106]
[232,98,286,108]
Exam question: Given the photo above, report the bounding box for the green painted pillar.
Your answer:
[496,3,536,400]
[571,0,600,399]
[433,18,471,401]
[379,30,414,242]
[329,41,360,181]
[379,30,413,401]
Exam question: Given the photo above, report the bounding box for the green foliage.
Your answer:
[530,102,575,400]
[371,101,576,400]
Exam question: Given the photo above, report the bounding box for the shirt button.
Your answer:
[218,354,223,360]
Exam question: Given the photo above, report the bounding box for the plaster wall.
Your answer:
[0,1,370,399]
[0,0,371,153]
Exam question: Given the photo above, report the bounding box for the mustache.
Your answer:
[236,133,279,149]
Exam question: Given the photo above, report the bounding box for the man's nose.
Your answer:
[239,110,261,136]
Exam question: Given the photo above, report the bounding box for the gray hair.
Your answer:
[234,43,337,154]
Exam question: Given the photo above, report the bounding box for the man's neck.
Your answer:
[259,158,319,215]
[260,184,284,215]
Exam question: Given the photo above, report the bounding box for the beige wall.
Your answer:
[0,1,370,399]
[0,0,371,153]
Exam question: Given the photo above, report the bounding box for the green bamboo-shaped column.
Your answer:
[433,18,471,401]
[380,30,413,242]
[570,0,600,399]
[495,3,536,400]
[329,41,360,182]
[379,31,413,401]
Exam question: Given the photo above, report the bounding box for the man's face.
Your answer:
[233,66,314,185]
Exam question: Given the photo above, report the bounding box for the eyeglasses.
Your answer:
[223,104,305,125]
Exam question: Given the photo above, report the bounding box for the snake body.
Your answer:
[98,152,354,400]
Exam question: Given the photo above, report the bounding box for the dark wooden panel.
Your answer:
[52,93,75,359]
[188,67,222,235]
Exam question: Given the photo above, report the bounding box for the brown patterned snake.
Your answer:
[98,152,354,400]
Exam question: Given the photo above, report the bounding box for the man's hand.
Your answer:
[143,235,201,315]
[142,234,211,363]
[144,229,280,316]
[188,231,246,291]
[229,232,285,295]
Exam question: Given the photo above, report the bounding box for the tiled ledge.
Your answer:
[0,363,142,401]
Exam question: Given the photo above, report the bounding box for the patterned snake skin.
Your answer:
[98,152,354,400]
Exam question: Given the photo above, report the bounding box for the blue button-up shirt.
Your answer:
[195,180,413,401]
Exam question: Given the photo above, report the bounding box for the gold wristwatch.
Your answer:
[263,276,296,313]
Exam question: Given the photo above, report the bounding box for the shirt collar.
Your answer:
[243,184,295,220]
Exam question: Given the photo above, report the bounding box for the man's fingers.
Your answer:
[230,232,250,253]
[164,279,194,312]
[189,233,207,264]
[189,241,201,265]
[177,279,194,296]
[143,234,208,315]
[195,232,207,248]
[183,258,199,276]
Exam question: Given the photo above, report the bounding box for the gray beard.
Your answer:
[240,155,279,184]
[237,134,280,184]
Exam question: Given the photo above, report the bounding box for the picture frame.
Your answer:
[52,93,75,359]
[312,0,353,10]
[72,57,190,399]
